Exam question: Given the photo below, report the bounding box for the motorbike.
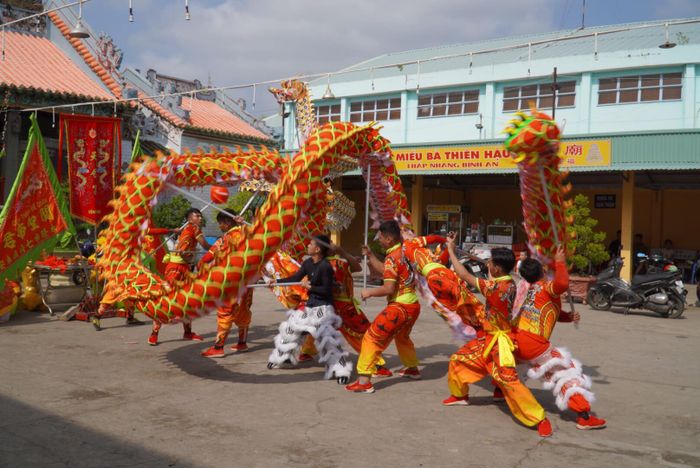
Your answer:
[457,250,488,291]
[636,253,678,274]
[587,255,686,318]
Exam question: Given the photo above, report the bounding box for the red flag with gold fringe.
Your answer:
[58,114,122,224]
[0,114,75,287]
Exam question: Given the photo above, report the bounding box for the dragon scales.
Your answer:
[98,122,411,324]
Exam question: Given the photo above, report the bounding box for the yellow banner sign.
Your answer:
[427,213,449,222]
[426,204,461,213]
[392,140,611,172]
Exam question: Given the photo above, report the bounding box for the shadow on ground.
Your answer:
[165,329,459,386]
[0,394,195,467]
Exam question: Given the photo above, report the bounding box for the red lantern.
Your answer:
[210,186,229,204]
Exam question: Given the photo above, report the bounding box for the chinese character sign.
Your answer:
[59,115,122,224]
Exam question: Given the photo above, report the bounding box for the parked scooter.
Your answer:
[587,255,686,318]
[636,253,678,275]
[457,250,488,291]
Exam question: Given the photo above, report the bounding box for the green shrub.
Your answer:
[152,195,192,229]
[566,194,610,274]
[217,190,267,224]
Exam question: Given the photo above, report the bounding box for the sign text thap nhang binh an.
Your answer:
[392,140,611,172]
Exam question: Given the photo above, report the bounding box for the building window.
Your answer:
[502,81,576,112]
[417,90,479,118]
[598,72,682,105]
[316,103,341,124]
[349,98,401,123]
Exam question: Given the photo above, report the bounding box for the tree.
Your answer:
[566,194,610,274]
[219,190,266,224]
[152,195,192,229]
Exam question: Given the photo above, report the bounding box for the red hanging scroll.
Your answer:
[58,114,122,224]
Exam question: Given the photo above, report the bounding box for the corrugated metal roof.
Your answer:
[611,131,700,170]
[337,18,700,79]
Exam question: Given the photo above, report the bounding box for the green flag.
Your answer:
[131,129,142,162]
[0,114,76,286]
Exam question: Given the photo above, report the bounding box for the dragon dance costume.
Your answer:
[267,257,352,383]
[149,221,202,342]
[199,226,254,354]
[446,275,547,428]
[512,261,600,420]
[300,254,387,368]
[355,243,421,378]
[402,235,483,341]
[92,226,172,329]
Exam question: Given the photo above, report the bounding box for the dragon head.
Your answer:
[503,106,560,163]
[268,79,309,105]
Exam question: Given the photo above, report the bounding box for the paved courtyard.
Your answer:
[1,288,699,468]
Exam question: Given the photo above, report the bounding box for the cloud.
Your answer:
[83,0,698,116]
[112,0,561,85]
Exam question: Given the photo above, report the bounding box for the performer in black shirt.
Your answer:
[277,252,334,308]
[267,235,353,384]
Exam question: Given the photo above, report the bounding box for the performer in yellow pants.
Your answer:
[446,332,545,428]
[444,234,551,437]
[346,220,421,393]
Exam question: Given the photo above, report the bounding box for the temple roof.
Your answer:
[0,29,113,101]
[183,97,267,139]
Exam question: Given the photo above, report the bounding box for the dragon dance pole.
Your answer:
[247,282,304,288]
[363,163,371,293]
[238,183,263,217]
[145,201,212,259]
[539,162,578,329]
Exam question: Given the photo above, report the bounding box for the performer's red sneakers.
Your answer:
[493,387,505,402]
[373,366,393,378]
[345,380,375,393]
[576,414,607,430]
[297,352,314,362]
[398,368,422,380]
[147,332,158,346]
[537,418,553,437]
[183,332,203,341]
[442,395,469,406]
[230,342,249,353]
[201,346,225,358]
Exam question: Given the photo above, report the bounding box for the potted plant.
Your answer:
[566,194,610,303]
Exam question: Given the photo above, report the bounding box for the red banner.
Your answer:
[59,115,122,224]
[0,141,68,273]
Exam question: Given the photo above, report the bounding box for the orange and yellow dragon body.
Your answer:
[97,122,411,324]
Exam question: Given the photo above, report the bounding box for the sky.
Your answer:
[78,0,700,118]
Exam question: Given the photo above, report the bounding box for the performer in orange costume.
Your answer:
[346,220,421,394]
[148,208,210,346]
[92,226,175,331]
[299,243,391,376]
[402,234,483,339]
[512,249,606,430]
[443,234,552,437]
[141,227,172,275]
[200,209,253,358]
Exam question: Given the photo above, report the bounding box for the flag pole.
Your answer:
[363,163,371,293]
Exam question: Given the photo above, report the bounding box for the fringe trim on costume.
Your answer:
[557,386,596,412]
[525,345,596,411]
[267,305,352,379]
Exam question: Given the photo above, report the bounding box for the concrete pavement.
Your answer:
[1,289,699,467]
